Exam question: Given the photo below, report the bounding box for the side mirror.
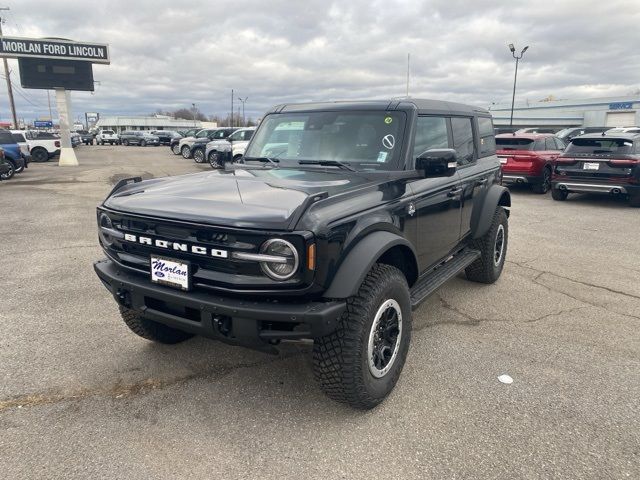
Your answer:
[416,149,458,177]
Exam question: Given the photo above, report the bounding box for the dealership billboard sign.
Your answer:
[0,36,110,64]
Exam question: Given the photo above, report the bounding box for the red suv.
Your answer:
[496,133,565,193]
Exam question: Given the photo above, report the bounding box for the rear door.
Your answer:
[408,115,462,271]
[458,116,496,238]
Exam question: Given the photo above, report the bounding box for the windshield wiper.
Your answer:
[298,159,356,171]
[242,156,280,167]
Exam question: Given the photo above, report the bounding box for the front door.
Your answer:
[409,116,462,271]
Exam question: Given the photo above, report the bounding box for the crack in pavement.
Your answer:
[506,261,640,321]
[0,350,305,413]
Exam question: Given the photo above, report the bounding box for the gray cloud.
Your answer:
[1,0,639,124]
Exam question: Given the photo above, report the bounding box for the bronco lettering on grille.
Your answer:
[123,233,228,258]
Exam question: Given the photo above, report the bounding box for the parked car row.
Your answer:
[168,126,257,167]
[498,128,640,207]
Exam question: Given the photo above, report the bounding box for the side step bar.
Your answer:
[409,248,480,310]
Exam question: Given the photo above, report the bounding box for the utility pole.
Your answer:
[191,102,197,127]
[47,90,53,120]
[406,53,410,97]
[230,89,234,127]
[0,8,18,129]
[238,96,247,127]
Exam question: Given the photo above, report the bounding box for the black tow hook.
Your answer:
[115,288,132,308]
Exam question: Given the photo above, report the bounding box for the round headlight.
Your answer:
[98,213,114,246]
[259,239,299,280]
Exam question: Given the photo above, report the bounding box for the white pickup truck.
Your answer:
[17,130,61,163]
[95,129,120,145]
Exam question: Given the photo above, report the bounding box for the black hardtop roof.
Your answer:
[268,99,489,116]
[572,132,640,141]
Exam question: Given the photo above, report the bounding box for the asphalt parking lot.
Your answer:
[1,145,638,479]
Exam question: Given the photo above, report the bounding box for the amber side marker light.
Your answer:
[307,244,316,271]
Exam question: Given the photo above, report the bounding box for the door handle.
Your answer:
[447,188,463,197]
[476,178,488,187]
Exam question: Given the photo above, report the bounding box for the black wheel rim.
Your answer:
[367,299,403,378]
[494,224,505,266]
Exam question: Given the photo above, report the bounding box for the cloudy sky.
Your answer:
[1,0,639,124]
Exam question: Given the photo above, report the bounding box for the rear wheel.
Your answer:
[465,207,508,284]
[193,148,205,163]
[181,145,191,158]
[313,264,412,409]
[31,147,49,163]
[551,187,568,201]
[119,306,194,344]
[122,139,129,146]
[172,144,181,155]
[140,140,147,147]
[15,161,24,173]
[531,167,551,194]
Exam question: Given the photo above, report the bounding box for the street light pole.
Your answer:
[508,43,529,128]
[237,96,247,126]
[191,103,197,127]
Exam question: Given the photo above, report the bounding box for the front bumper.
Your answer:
[94,259,346,348]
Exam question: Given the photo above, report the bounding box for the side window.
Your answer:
[477,116,496,157]
[533,139,546,151]
[451,117,475,165]
[554,137,566,150]
[545,138,556,150]
[413,116,448,157]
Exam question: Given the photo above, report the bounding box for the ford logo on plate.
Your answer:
[156,272,165,278]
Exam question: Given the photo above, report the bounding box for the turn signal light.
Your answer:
[307,243,316,271]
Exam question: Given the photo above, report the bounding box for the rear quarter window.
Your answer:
[477,116,496,157]
[566,138,634,155]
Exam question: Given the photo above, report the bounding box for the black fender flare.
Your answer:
[323,231,417,299]
[471,185,511,239]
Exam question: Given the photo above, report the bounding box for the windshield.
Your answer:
[496,138,534,150]
[244,111,407,170]
[566,138,635,155]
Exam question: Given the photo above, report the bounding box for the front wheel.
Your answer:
[193,148,205,163]
[31,148,49,163]
[140,140,147,147]
[119,306,194,344]
[171,144,180,155]
[15,162,24,174]
[1,161,15,180]
[208,151,222,168]
[313,264,412,409]
[122,139,129,146]
[465,207,508,284]
[181,145,191,159]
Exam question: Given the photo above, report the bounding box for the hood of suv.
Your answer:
[103,168,372,230]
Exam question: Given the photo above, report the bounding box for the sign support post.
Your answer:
[55,87,78,166]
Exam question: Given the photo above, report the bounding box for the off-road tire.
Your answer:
[122,139,129,146]
[313,264,412,410]
[119,306,193,344]
[15,161,24,173]
[181,145,191,159]
[172,144,181,155]
[193,148,205,163]
[531,167,551,194]
[465,207,508,284]
[140,140,147,147]
[629,193,640,208]
[31,147,49,163]
[551,187,568,201]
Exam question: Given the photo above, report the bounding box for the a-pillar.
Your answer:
[55,88,78,166]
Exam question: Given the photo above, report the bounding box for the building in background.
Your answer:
[490,95,640,128]
[95,114,204,132]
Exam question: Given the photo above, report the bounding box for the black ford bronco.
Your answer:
[94,99,510,409]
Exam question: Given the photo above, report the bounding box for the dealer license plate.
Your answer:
[150,255,191,291]
[583,162,600,171]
